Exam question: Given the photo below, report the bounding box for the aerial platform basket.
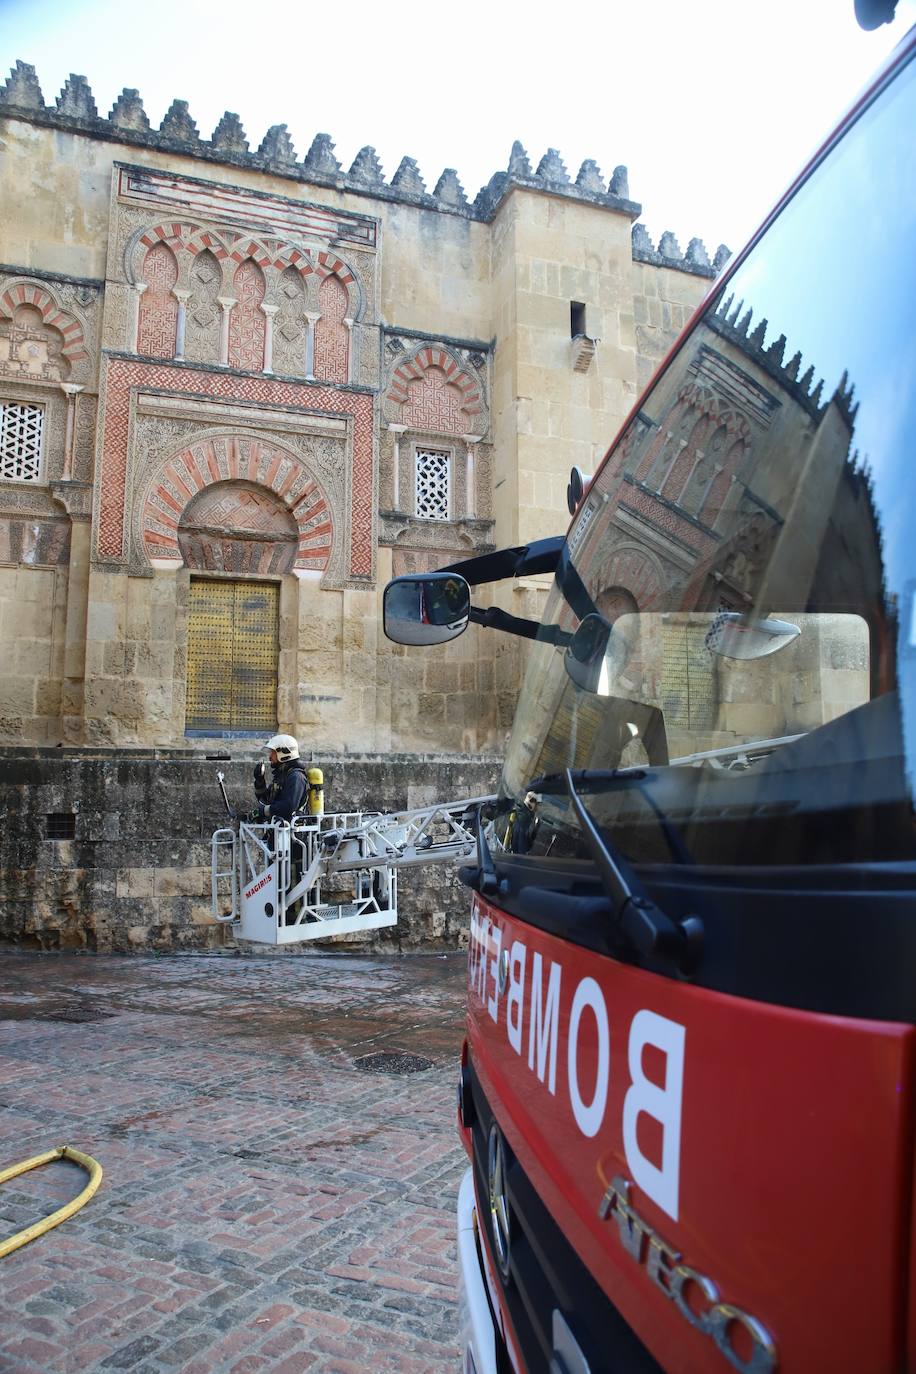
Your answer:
[211,796,493,945]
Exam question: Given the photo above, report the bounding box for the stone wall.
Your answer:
[0,62,729,760]
[0,748,500,953]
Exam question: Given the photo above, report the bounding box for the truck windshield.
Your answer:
[501,51,916,872]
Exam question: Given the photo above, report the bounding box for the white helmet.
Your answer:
[264,733,300,761]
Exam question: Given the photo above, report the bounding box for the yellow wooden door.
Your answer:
[186,579,279,733]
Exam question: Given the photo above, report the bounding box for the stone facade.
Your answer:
[0,749,500,951]
[0,62,728,757]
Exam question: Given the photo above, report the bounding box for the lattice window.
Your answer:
[415,448,451,520]
[0,401,44,482]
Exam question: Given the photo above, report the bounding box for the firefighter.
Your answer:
[247,735,310,927]
[510,791,540,854]
[251,734,309,821]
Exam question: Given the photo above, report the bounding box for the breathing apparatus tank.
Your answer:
[308,767,324,816]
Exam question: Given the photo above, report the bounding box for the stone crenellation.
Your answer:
[710,292,859,427]
[1,62,729,275]
[633,223,731,279]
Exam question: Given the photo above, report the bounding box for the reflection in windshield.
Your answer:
[500,53,915,868]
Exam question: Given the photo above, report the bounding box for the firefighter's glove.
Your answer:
[253,762,269,798]
[232,807,262,823]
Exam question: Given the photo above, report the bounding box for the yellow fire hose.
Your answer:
[0,1146,103,1259]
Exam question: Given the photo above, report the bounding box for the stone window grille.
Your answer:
[415,448,451,520]
[0,401,44,482]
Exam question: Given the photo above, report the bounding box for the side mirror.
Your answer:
[705,613,800,660]
[383,573,471,646]
[564,614,628,695]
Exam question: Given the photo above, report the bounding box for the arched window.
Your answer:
[137,243,178,358]
[314,274,349,383]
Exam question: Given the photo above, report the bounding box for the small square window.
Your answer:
[46,813,76,840]
[0,401,44,482]
[415,448,451,520]
[570,302,587,338]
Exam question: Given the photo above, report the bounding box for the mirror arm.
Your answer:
[468,605,572,645]
[442,536,564,588]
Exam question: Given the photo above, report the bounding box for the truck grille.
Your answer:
[468,1063,664,1374]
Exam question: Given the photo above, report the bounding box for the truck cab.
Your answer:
[387,26,916,1374]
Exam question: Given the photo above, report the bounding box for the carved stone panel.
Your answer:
[184,251,222,364]
[177,480,299,573]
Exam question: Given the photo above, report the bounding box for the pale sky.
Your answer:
[1,0,913,254]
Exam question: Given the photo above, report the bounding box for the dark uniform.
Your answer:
[253,758,309,821]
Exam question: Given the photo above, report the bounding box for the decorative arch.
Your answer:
[314,274,349,383]
[272,267,307,376]
[228,258,267,372]
[184,250,223,365]
[386,347,483,433]
[178,481,299,574]
[140,434,333,572]
[660,413,717,503]
[703,437,749,528]
[636,398,696,488]
[677,381,752,442]
[126,220,211,284]
[0,304,68,381]
[0,281,88,367]
[137,241,179,358]
[591,544,666,611]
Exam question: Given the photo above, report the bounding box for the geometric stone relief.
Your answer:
[0,383,68,495]
[382,343,488,435]
[228,259,266,372]
[414,447,450,519]
[137,242,178,358]
[138,429,337,577]
[184,250,222,364]
[272,267,306,377]
[177,480,300,575]
[0,306,69,382]
[405,368,469,434]
[0,277,97,387]
[96,361,374,579]
[314,273,349,384]
[392,544,474,578]
[0,399,44,481]
[117,218,376,388]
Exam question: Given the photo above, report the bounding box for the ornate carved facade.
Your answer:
[0,61,728,751]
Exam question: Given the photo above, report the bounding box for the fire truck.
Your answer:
[383,19,916,1374]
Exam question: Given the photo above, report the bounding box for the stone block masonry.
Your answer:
[0,749,500,953]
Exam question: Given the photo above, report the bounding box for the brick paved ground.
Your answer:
[0,953,471,1373]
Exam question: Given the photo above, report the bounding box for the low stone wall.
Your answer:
[0,748,501,953]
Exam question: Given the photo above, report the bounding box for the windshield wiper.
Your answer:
[530,768,693,866]
[564,768,702,973]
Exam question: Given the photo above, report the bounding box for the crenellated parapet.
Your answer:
[472,139,641,221]
[632,223,731,280]
[1,61,720,272]
[709,293,859,428]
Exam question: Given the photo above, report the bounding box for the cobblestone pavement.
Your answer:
[0,952,471,1374]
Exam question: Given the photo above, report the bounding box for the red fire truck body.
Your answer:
[460,901,912,1373]
[387,23,916,1374]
